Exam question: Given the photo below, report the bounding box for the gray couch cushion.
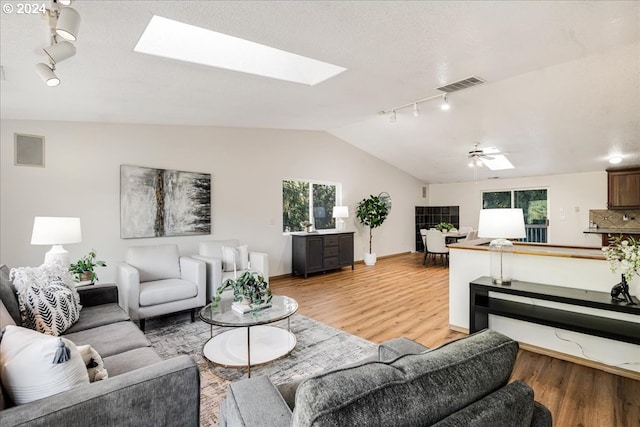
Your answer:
[432,380,534,427]
[103,347,163,377]
[378,336,429,361]
[221,375,292,427]
[292,330,518,427]
[0,265,21,326]
[65,303,130,334]
[64,321,151,358]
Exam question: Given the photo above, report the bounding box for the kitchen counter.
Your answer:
[449,239,605,260]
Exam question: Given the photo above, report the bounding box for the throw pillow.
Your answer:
[77,345,108,382]
[0,325,89,405]
[0,264,22,326]
[221,245,249,272]
[11,262,82,335]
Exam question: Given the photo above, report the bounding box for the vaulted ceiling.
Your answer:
[1,1,638,183]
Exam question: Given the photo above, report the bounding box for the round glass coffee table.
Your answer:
[199,295,298,377]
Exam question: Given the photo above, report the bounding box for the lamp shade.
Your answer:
[477,209,526,239]
[332,206,349,218]
[31,217,82,245]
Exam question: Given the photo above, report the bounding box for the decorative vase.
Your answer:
[610,274,637,306]
[79,271,93,282]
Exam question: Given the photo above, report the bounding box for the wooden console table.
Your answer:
[469,276,640,345]
[292,232,354,278]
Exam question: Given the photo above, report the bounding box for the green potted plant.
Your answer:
[356,194,390,266]
[69,249,107,283]
[213,271,272,312]
[435,222,454,232]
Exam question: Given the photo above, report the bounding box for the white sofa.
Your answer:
[192,239,269,301]
[115,243,206,331]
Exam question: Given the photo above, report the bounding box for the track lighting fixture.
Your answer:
[379,92,452,122]
[43,40,76,64]
[35,1,81,86]
[35,63,60,87]
[440,94,450,111]
[55,7,81,41]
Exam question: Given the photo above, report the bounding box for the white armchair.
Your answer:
[192,239,269,301]
[115,243,206,331]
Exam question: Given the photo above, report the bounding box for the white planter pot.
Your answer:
[364,252,377,266]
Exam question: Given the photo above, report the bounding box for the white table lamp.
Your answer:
[332,206,349,231]
[31,217,82,266]
[477,209,526,285]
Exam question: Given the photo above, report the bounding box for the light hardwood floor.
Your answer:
[269,252,640,427]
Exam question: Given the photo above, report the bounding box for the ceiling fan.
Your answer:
[467,143,513,181]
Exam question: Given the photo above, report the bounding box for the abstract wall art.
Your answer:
[120,165,211,238]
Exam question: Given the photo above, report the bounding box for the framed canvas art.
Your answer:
[120,165,211,238]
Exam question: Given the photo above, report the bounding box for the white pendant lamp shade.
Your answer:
[55,7,81,41]
[35,63,60,87]
[43,41,76,64]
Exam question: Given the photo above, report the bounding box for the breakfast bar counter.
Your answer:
[448,239,640,378]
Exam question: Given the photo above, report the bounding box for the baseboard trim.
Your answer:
[448,325,640,381]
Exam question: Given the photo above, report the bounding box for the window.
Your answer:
[282,179,339,232]
[482,189,548,243]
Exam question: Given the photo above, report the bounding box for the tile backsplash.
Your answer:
[589,209,640,229]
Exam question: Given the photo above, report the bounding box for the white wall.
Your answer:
[428,171,607,246]
[1,120,425,282]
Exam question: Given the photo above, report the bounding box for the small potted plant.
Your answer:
[435,222,454,232]
[356,194,390,266]
[213,271,272,312]
[69,249,107,283]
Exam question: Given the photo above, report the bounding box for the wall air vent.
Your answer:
[436,76,485,93]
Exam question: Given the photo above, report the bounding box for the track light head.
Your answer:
[389,110,397,123]
[43,40,76,64]
[440,94,450,111]
[55,7,80,41]
[412,103,420,117]
[35,63,60,86]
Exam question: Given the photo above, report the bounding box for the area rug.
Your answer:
[145,312,377,426]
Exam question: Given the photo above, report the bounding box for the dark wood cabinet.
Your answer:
[607,167,640,209]
[292,232,354,278]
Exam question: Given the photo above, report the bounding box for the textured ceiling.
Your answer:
[1,1,639,183]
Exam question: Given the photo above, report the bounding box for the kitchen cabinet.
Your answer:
[292,232,354,278]
[607,167,640,209]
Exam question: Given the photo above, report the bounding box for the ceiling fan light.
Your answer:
[35,63,60,87]
[412,103,420,117]
[55,7,81,41]
[389,110,397,123]
[43,40,76,64]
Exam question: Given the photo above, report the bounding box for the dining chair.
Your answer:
[419,229,428,265]
[425,229,450,266]
[463,230,478,242]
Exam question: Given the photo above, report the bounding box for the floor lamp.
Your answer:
[477,209,526,285]
[31,217,82,266]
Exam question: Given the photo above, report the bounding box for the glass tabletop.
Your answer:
[199,295,298,327]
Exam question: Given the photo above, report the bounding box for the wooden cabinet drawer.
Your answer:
[324,246,339,257]
[324,236,339,247]
[324,257,339,268]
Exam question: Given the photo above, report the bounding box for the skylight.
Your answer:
[134,16,347,86]
[480,147,514,171]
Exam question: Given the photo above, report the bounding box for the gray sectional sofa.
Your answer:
[0,265,200,427]
[220,329,552,427]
